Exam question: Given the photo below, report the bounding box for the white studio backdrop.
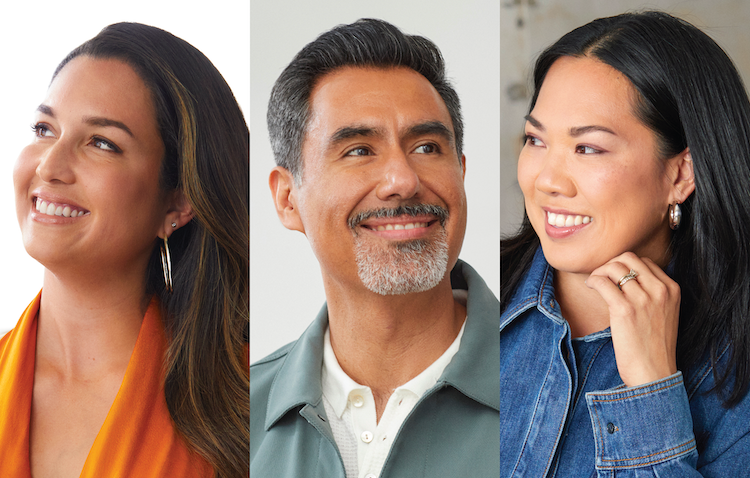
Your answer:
[0,0,249,333]
[250,0,501,362]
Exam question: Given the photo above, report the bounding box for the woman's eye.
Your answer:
[91,137,122,153]
[524,135,543,147]
[575,145,601,154]
[414,143,439,154]
[345,147,371,156]
[31,123,55,138]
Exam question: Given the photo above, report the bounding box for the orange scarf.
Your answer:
[0,293,213,477]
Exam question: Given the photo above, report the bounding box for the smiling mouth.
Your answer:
[364,221,431,232]
[547,211,592,228]
[35,197,90,218]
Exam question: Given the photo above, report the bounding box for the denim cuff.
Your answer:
[585,372,697,470]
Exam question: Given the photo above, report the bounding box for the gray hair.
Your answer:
[267,18,464,183]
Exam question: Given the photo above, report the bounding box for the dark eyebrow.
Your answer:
[37,104,54,117]
[569,125,617,137]
[37,104,134,138]
[83,116,134,138]
[524,115,544,131]
[330,125,382,145]
[404,121,455,147]
[525,114,616,137]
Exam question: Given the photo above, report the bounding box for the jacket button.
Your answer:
[606,422,616,434]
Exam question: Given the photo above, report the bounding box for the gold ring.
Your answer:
[618,269,639,290]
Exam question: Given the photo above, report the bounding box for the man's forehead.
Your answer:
[305,66,453,136]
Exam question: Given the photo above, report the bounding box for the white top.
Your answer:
[321,291,467,478]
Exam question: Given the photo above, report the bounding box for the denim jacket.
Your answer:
[500,248,750,477]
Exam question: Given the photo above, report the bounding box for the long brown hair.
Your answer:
[54,23,249,476]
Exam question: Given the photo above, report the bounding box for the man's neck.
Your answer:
[325,277,466,421]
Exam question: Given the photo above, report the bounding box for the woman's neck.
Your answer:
[35,270,148,380]
[554,269,611,338]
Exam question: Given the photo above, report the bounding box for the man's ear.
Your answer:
[667,148,695,204]
[269,166,305,233]
[461,154,466,180]
[159,191,194,239]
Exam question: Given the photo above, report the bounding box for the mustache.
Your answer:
[348,204,449,229]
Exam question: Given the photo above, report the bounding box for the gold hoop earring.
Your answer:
[160,236,173,292]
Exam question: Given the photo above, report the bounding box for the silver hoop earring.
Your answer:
[160,236,173,292]
[668,203,682,230]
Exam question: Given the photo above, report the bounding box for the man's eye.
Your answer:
[414,144,438,154]
[345,147,371,156]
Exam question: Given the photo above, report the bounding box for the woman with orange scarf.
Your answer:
[0,23,248,477]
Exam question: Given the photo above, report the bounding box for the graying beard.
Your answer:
[354,228,449,296]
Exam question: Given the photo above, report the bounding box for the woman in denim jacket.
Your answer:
[501,11,750,477]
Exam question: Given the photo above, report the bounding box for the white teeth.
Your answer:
[547,211,593,227]
[35,198,86,218]
[373,222,428,231]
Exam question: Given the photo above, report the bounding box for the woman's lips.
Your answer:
[543,210,593,239]
[34,197,90,218]
[546,211,592,227]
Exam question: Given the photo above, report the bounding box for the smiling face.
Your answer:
[518,56,691,274]
[14,56,169,278]
[274,66,467,295]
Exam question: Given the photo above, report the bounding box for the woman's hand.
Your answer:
[585,252,680,387]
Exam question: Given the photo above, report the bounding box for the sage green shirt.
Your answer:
[250,260,499,477]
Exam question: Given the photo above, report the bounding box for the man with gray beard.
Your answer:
[250,19,499,478]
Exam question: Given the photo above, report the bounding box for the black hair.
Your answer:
[267,18,463,182]
[502,11,750,407]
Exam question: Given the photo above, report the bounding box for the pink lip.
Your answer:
[542,208,592,239]
[30,191,90,224]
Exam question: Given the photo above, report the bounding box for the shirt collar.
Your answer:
[321,312,467,419]
[500,247,565,332]
[265,259,500,429]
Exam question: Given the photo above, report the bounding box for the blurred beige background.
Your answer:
[501,0,750,235]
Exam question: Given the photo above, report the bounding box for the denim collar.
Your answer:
[264,260,500,431]
[500,247,567,332]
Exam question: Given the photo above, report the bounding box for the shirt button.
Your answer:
[361,431,374,443]
[606,422,616,434]
[352,395,364,408]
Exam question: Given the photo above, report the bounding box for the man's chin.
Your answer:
[354,229,449,295]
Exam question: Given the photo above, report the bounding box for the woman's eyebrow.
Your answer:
[36,104,134,138]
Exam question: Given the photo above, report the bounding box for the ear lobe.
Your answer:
[669,148,695,204]
[269,166,305,233]
[160,191,194,239]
